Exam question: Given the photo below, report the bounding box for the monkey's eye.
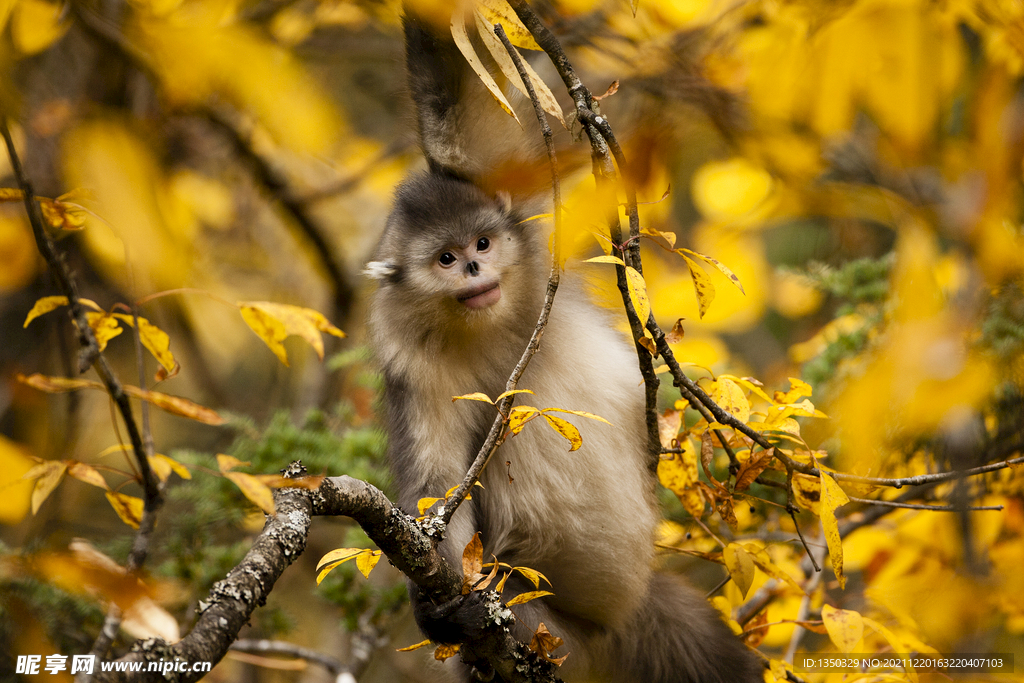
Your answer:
[476,236,491,252]
[438,251,457,268]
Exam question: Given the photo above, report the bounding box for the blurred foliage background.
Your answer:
[1,0,1024,681]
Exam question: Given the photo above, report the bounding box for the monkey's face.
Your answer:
[434,234,503,310]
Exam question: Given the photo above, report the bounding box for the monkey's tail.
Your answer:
[608,572,765,683]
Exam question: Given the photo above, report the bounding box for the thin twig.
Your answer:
[440,22,564,524]
[229,639,348,676]
[2,119,164,672]
[847,496,1003,512]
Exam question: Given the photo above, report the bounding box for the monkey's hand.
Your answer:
[412,587,494,645]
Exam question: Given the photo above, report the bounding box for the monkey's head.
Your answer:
[368,173,540,334]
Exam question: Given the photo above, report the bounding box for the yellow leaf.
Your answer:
[691,157,773,221]
[462,532,484,580]
[820,473,850,590]
[452,392,494,404]
[316,547,363,574]
[23,296,69,327]
[132,15,343,155]
[513,566,551,589]
[625,266,651,326]
[216,454,248,472]
[149,454,191,482]
[723,543,756,598]
[495,388,534,401]
[238,301,345,365]
[734,448,773,492]
[542,413,582,451]
[123,386,224,425]
[744,544,804,593]
[450,5,519,123]
[11,0,69,55]
[113,315,176,372]
[820,604,863,653]
[105,491,145,529]
[657,409,683,449]
[508,405,540,434]
[476,0,541,49]
[417,497,443,515]
[678,248,746,295]
[707,377,750,423]
[506,590,554,606]
[473,10,564,127]
[0,436,35,524]
[434,643,460,661]
[679,254,716,319]
[225,471,276,515]
[67,462,109,490]
[658,439,698,492]
[27,461,67,514]
[791,473,820,514]
[39,196,88,231]
[584,255,625,266]
[356,550,382,578]
[543,407,612,426]
[86,312,125,352]
[396,639,432,652]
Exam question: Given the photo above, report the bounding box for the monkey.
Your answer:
[365,8,764,683]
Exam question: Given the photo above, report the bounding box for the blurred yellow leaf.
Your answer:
[658,438,705,517]
[148,454,191,482]
[86,312,124,351]
[791,473,820,514]
[62,120,194,293]
[67,462,108,490]
[113,314,176,372]
[238,301,346,366]
[105,492,145,529]
[691,158,773,222]
[23,295,70,327]
[451,5,519,123]
[0,436,34,524]
[132,14,343,155]
[473,10,564,128]
[723,543,756,598]
[11,0,69,55]
[821,604,863,653]
[122,386,224,425]
[216,454,248,471]
[17,372,102,393]
[417,497,443,515]
[0,212,39,292]
[820,473,850,590]
[224,471,275,515]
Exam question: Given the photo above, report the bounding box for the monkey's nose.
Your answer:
[466,261,480,276]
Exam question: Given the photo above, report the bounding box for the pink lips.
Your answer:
[458,282,501,309]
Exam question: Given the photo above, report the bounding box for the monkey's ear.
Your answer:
[363,261,402,282]
[495,191,513,214]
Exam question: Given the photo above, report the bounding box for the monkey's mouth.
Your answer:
[457,282,501,309]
